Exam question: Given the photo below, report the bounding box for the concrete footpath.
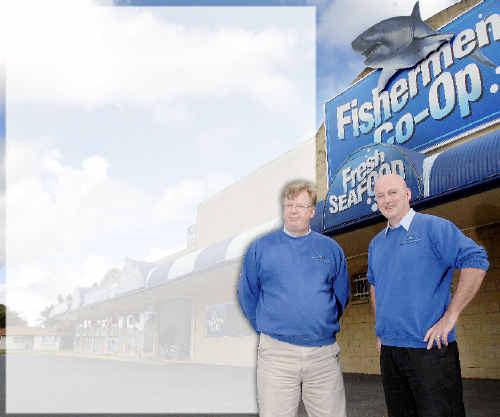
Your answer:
[1,353,499,416]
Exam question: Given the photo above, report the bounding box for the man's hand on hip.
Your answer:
[424,312,457,350]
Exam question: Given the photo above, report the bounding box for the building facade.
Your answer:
[46,0,499,379]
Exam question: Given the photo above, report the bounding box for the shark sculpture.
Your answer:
[351,1,495,91]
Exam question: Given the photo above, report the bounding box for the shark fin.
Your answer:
[470,49,496,68]
[377,68,398,91]
[411,2,421,21]
[429,33,453,42]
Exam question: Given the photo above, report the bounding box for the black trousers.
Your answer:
[380,342,465,417]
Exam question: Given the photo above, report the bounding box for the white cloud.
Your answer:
[319,58,363,103]
[143,243,187,263]
[6,139,153,264]
[79,255,118,287]
[5,253,127,325]
[152,100,192,126]
[194,127,240,158]
[152,172,234,224]
[5,0,312,112]
[5,137,236,323]
[5,139,146,322]
[7,289,42,324]
[3,2,315,327]
[318,0,458,47]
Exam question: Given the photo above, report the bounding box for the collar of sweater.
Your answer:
[283,226,311,238]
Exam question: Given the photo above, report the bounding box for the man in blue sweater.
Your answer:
[238,180,350,417]
[368,174,489,417]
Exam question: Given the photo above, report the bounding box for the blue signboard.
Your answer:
[323,0,499,231]
[324,144,424,230]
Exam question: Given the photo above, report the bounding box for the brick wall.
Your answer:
[336,222,500,379]
[456,223,500,379]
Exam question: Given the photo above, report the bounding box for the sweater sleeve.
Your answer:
[430,218,489,271]
[333,245,350,317]
[237,241,260,331]
[367,240,375,285]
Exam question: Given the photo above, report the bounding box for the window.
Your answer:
[205,303,253,337]
[351,274,369,303]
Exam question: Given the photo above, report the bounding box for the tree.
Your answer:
[0,304,5,328]
[40,304,54,325]
[0,304,28,328]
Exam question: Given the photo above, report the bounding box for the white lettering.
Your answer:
[337,102,352,140]
[453,28,477,59]
[429,72,456,120]
[455,63,482,118]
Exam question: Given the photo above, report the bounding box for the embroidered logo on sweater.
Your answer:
[311,254,331,263]
[400,233,422,245]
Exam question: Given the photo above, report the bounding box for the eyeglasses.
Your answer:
[283,203,312,211]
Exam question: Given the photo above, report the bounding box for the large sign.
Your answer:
[324,0,499,231]
[324,144,424,230]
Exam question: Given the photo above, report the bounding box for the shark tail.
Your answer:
[431,33,454,43]
[377,68,398,92]
[470,49,496,68]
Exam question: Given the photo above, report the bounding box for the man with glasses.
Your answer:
[368,174,489,417]
[238,180,350,417]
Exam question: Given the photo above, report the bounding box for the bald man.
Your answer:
[367,174,489,417]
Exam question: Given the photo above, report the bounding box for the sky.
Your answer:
[1,0,458,324]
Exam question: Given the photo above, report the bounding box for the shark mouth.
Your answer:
[361,43,379,58]
[362,43,381,60]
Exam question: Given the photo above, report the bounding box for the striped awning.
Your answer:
[50,218,281,316]
[145,218,281,287]
[317,128,499,234]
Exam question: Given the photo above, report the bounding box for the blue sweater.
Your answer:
[237,229,350,346]
[368,213,489,348]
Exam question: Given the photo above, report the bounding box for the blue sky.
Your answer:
[2,0,456,322]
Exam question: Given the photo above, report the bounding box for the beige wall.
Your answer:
[188,262,258,367]
[315,123,328,201]
[195,138,315,247]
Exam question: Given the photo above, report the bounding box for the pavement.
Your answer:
[0,353,499,416]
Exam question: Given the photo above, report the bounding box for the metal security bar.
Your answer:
[351,274,370,303]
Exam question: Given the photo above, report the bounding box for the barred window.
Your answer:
[351,274,370,303]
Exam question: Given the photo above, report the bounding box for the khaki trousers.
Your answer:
[257,333,347,417]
